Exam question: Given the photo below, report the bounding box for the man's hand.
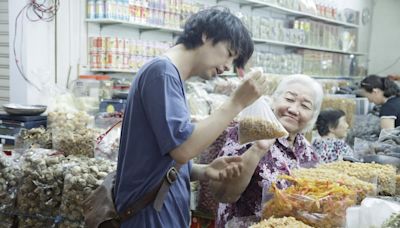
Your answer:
[230,69,268,110]
[204,156,243,181]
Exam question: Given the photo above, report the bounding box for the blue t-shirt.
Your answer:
[114,57,195,227]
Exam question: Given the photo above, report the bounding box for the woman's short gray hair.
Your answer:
[272,74,324,132]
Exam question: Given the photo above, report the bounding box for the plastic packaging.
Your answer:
[59,156,116,228]
[0,150,23,227]
[238,97,288,144]
[17,149,66,227]
[263,176,357,228]
[94,121,121,161]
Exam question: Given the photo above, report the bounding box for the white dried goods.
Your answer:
[17,149,66,227]
[59,157,116,227]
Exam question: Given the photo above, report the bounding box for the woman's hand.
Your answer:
[250,139,276,159]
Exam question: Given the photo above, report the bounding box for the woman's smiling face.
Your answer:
[273,83,315,134]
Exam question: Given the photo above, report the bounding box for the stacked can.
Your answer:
[90,37,171,71]
[89,37,107,69]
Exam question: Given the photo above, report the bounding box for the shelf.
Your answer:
[311,75,364,80]
[252,38,365,55]
[86,18,183,33]
[87,18,366,56]
[242,0,359,28]
[90,68,137,73]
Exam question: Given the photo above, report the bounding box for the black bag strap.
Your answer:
[118,163,182,222]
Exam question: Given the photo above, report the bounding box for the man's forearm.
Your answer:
[190,164,207,181]
[170,100,242,164]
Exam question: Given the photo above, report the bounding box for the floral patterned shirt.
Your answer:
[312,137,354,163]
[216,123,319,228]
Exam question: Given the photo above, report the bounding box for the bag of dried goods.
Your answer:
[291,167,376,203]
[250,216,313,228]
[319,161,397,196]
[16,149,66,227]
[238,96,288,144]
[0,151,22,228]
[263,176,357,228]
[59,156,116,228]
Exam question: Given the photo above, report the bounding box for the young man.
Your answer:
[114,7,269,227]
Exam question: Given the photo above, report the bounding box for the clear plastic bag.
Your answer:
[262,176,357,228]
[94,121,122,162]
[379,127,400,146]
[0,150,23,228]
[59,156,116,228]
[238,97,288,144]
[17,149,66,227]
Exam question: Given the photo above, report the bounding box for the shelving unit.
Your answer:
[86,18,183,33]
[252,38,365,55]
[90,68,137,73]
[86,1,366,78]
[240,0,359,28]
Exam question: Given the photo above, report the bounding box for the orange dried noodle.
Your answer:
[239,117,287,144]
[263,176,357,228]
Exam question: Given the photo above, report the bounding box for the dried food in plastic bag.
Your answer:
[379,127,400,146]
[262,176,357,228]
[0,151,23,227]
[319,161,397,196]
[292,167,376,204]
[238,97,288,144]
[17,149,66,227]
[250,216,313,228]
[59,156,116,228]
[94,121,121,162]
[15,127,52,149]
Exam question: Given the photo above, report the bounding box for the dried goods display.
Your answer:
[53,128,98,157]
[15,127,52,149]
[382,213,400,228]
[17,149,66,227]
[250,216,313,228]
[379,127,400,146]
[321,96,356,126]
[49,111,98,157]
[0,152,22,227]
[292,168,376,202]
[239,117,288,144]
[319,161,397,196]
[396,175,400,196]
[59,157,116,228]
[263,176,357,228]
[346,114,380,147]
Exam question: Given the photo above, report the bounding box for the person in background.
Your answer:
[312,109,354,163]
[114,7,269,228]
[360,75,400,129]
[210,74,323,227]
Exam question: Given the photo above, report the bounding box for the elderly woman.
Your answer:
[210,75,323,227]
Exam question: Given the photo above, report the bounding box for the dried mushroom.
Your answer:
[49,111,98,157]
[59,156,116,227]
[17,149,66,227]
[0,152,22,227]
[239,117,288,144]
[15,127,52,149]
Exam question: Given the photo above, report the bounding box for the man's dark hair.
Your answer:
[176,6,254,68]
[316,109,346,136]
[360,75,400,97]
